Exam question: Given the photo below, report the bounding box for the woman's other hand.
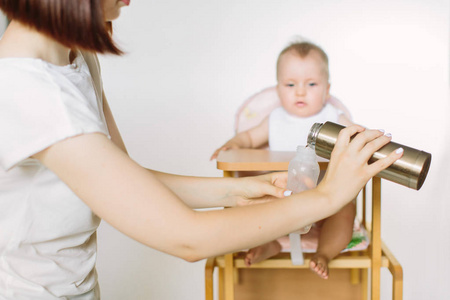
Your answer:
[231,172,288,207]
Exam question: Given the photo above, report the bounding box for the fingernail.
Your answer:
[284,190,293,197]
[395,147,404,154]
[378,129,385,133]
[385,133,392,138]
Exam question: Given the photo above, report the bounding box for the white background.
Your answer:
[2,1,450,299]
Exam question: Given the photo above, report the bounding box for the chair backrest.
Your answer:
[234,86,352,133]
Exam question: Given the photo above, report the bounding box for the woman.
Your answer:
[0,0,403,298]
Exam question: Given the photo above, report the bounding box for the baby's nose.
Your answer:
[295,86,306,95]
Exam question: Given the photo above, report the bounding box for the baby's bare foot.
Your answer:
[244,240,282,267]
[309,254,330,279]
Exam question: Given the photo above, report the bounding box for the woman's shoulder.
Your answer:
[0,58,62,89]
[0,57,53,72]
[0,58,84,99]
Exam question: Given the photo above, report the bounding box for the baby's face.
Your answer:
[276,51,330,118]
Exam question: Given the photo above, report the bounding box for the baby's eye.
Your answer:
[286,83,295,87]
[308,83,317,87]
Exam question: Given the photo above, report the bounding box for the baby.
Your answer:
[211,41,355,279]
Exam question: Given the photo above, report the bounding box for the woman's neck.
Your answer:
[0,20,71,66]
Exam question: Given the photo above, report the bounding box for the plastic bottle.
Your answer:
[286,145,320,234]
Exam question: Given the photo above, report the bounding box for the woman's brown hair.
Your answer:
[0,0,122,55]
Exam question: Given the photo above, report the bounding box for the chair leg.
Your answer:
[234,267,239,285]
[205,257,216,300]
[350,252,360,285]
[391,262,403,300]
[371,177,382,300]
[392,270,403,300]
[382,242,403,300]
[224,253,235,300]
[222,172,236,300]
[219,267,224,300]
[350,268,360,285]
[361,268,368,300]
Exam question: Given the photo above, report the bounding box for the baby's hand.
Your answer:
[210,142,241,160]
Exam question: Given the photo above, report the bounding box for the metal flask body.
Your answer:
[307,121,432,190]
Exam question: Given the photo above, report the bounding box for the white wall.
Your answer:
[97,0,449,299]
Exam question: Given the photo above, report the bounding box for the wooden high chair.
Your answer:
[204,87,403,300]
[205,149,403,300]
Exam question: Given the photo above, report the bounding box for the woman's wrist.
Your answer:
[313,181,346,214]
[219,176,263,208]
[223,177,247,207]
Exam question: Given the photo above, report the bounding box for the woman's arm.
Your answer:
[150,170,287,208]
[103,94,286,208]
[32,125,402,262]
[32,133,324,262]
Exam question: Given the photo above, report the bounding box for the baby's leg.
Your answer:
[310,201,356,279]
[244,240,282,267]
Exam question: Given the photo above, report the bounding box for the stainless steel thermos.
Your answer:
[307,121,431,190]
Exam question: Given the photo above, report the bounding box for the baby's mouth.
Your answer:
[295,101,307,107]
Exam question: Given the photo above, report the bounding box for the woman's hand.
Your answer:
[231,172,288,207]
[316,125,403,209]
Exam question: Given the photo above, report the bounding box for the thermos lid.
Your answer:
[307,122,324,149]
[412,151,432,190]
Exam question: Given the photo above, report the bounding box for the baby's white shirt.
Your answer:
[268,104,342,151]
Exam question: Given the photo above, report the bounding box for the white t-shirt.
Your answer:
[0,53,108,299]
[269,104,342,151]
